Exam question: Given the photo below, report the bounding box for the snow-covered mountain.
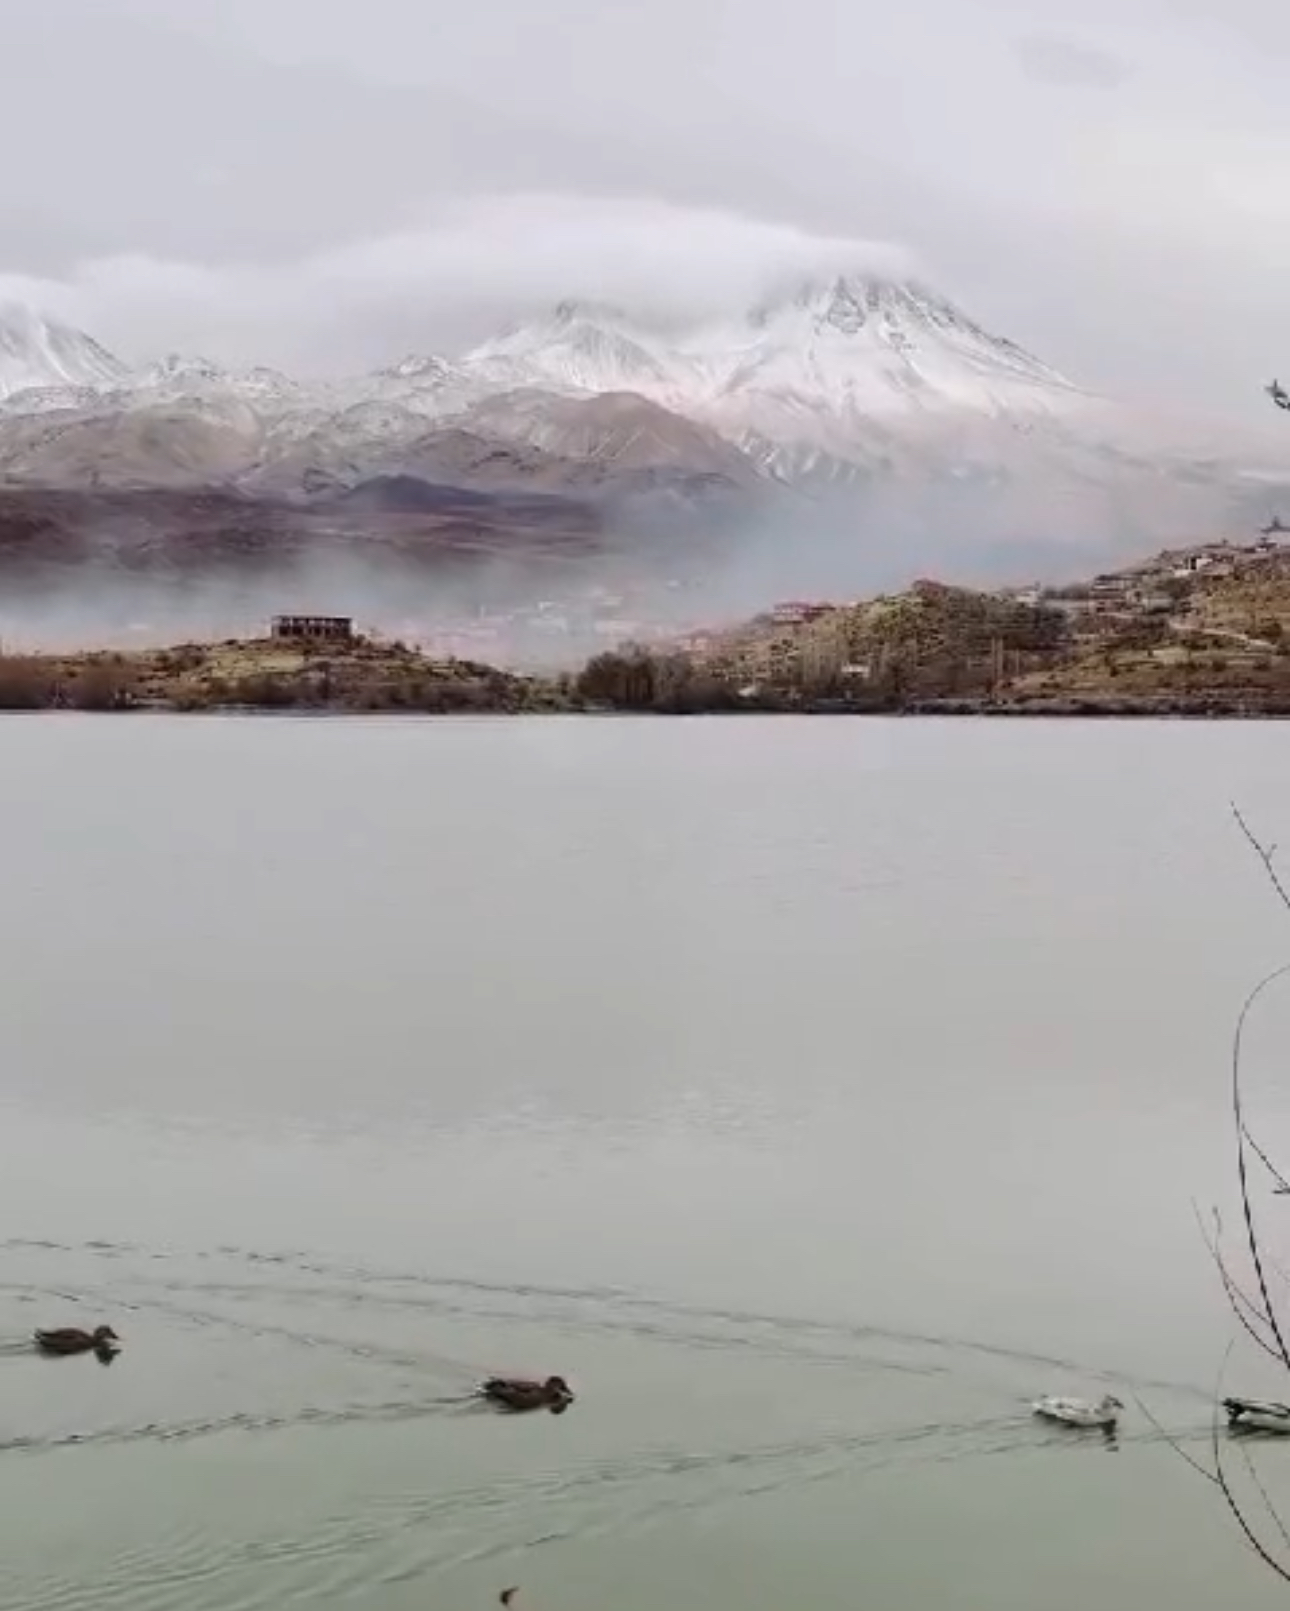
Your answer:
[681,276,1087,477]
[0,276,1287,556]
[455,278,1082,421]
[458,387,765,482]
[712,276,1078,412]
[0,303,128,405]
[0,273,1140,459]
[139,353,304,405]
[424,275,1118,484]
[463,300,699,398]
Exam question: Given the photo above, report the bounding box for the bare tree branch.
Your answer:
[1233,804,1290,919]
[1195,1203,1282,1361]
[1211,1347,1290,1587]
[1165,808,1290,1586]
[1131,1390,1220,1487]
[1227,956,1290,1374]
[1235,1434,1290,1562]
[1243,1124,1290,1196]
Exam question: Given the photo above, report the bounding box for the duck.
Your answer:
[1224,1396,1290,1434]
[1032,1392,1123,1429]
[34,1325,120,1356]
[478,1375,574,1414]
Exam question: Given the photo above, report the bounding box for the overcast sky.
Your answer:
[3,0,1289,415]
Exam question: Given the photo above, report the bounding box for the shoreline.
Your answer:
[13,568,1290,721]
[8,696,1290,721]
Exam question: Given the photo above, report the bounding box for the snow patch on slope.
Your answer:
[0,303,129,404]
[462,301,700,397]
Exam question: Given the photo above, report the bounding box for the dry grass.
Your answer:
[0,635,565,715]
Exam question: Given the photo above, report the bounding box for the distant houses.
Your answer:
[271,614,355,644]
[770,601,834,626]
[1028,535,1286,625]
[1156,536,1281,580]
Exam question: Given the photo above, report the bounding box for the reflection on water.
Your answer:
[0,715,1289,1610]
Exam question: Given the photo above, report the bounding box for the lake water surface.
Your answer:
[3,714,1290,1610]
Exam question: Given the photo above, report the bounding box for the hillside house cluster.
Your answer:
[770,600,834,626]
[271,614,355,644]
[1146,536,1282,582]
[1036,535,1286,624]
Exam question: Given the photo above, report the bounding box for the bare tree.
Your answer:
[1157,805,1290,1587]
[1133,377,1290,1579]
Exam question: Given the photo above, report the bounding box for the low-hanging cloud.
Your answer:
[0,194,919,376]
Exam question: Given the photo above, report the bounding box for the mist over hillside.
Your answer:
[1,207,1287,654]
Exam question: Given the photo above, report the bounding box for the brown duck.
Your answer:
[34,1325,120,1356]
[479,1375,573,1413]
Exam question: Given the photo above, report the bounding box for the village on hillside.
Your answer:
[575,530,1290,714]
[7,532,1290,717]
[348,533,1290,675]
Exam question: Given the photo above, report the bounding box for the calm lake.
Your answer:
[4,714,1290,1611]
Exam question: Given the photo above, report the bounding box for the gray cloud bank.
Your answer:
[3,0,1290,417]
[0,197,918,377]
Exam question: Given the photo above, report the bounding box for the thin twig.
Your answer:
[1203,808,1290,1585]
[1131,1390,1219,1487]
[1195,1202,1282,1361]
[1243,1124,1290,1195]
[1229,960,1290,1373]
[1235,1435,1290,1561]
[1200,1206,1274,1344]
[1204,1203,1280,1345]
[1234,804,1290,919]
[1211,1344,1290,1586]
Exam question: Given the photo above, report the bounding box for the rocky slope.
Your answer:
[0,480,605,593]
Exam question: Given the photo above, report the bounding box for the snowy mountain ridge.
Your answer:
[1,276,1287,551]
[443,274,1088,424]
[0,301,129,406]
[0,272,1084,425]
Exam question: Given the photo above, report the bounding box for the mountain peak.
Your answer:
[136,352,302,407]
[814,276,870,335]
[751,271,952,328]
[147,353,225,383]
[0,302,128,401]
[463,300,686,395]
[549,298,638,329]
[378,353,457,382]
[729,270,1074,409]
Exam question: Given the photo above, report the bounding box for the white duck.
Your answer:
[1032,1392,1124,1429]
